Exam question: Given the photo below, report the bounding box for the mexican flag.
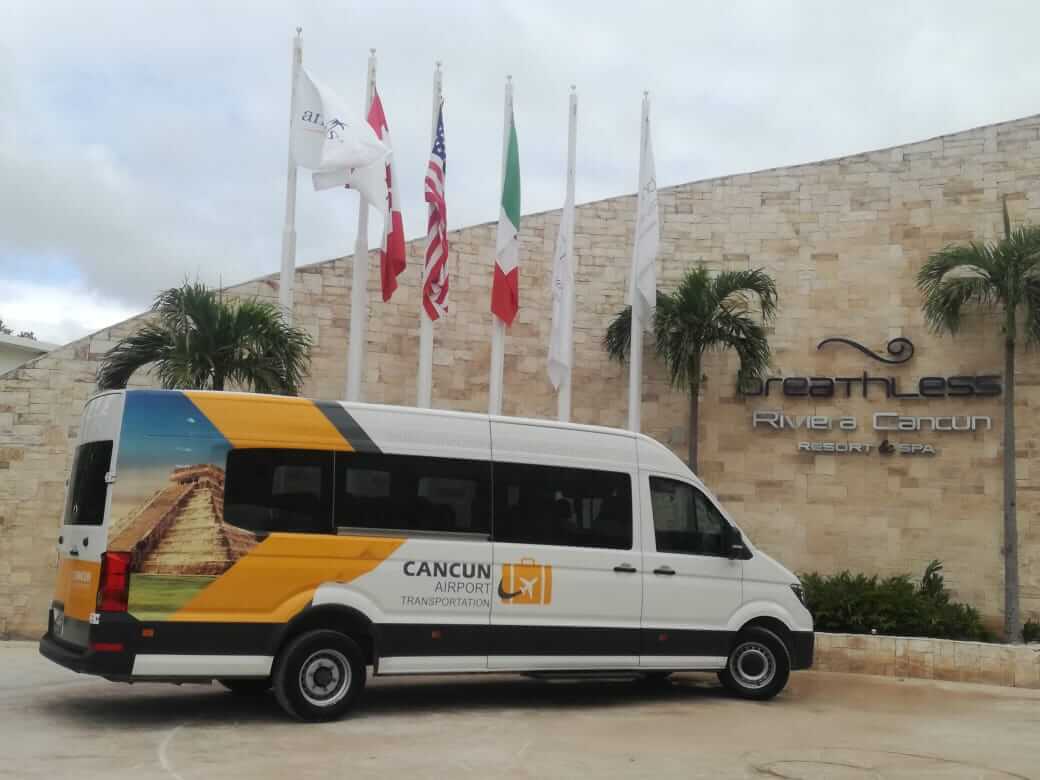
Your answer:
[491,115,520,325]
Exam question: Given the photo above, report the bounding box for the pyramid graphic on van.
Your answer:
[108,465,258,576]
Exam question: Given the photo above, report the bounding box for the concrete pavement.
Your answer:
[1,641,1038,779]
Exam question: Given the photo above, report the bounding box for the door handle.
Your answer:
[68,548,79,557]
[613,563,637,573]
[653,566,675,576]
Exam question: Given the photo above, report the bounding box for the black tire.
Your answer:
[218,678,271,696]
[718,626,790,701]
[273,629,366,722]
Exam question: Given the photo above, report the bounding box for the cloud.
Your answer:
[0,280,137,345]
[3,0,1040,344]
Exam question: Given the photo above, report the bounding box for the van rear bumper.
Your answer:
[791,631,814,670]
[39,633,134,679]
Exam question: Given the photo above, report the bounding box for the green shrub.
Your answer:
[1024,617,1040,644]
[800,560,992,642]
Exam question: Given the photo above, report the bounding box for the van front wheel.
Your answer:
[273,630,366,722]
[718,627,790,701]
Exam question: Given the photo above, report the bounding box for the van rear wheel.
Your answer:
[718,627,790,701]
[219,678,270,696]
[273,629,366,722]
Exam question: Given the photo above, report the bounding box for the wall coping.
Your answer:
[813,631,1040,689]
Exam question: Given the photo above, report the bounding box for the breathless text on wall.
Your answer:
[742,337,1001,457]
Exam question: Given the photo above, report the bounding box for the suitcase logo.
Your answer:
[498,559,553,605]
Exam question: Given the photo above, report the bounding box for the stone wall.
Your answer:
[3,115,1040,638]
[814,633,1040,688]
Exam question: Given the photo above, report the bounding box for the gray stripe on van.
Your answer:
[315,401,382,453]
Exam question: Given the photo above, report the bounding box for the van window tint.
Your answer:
[336,453,490,535]
[650,477,728,556]
[493,463,632,549]
[64,441,113,526]
[224,449,333,534]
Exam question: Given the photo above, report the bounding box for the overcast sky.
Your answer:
[3,1,1040,344]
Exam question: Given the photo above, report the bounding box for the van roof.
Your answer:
[113,388,694,478]
[119,387,638,437]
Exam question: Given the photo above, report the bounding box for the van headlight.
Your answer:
[790,583,807,607]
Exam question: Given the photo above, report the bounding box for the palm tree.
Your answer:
[916,198,1040,642]
[98,282,313,395]
[604,266,778,470]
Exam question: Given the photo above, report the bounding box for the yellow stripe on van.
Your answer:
[167,534,404,624]
[184,391,353,451]
[53,559,101,621]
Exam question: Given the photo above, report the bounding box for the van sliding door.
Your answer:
[488,422,642,671]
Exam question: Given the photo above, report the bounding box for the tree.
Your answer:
[0,319,35,340]
[604,266,778,470]
[916,197,1040,642]
[98,282,313,395]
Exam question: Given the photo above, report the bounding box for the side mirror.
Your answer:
[727,527,750,559]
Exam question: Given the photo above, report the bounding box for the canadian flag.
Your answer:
[367,90,406,302]
[312,88,406,302]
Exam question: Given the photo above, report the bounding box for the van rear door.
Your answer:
[50,392,124,648]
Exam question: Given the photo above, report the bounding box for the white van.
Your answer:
[41,389,813,721]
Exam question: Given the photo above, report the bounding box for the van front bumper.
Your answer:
[791,631,814,670]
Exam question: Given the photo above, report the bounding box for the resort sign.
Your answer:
[742,336,1000,456]
[740,336,1001,399]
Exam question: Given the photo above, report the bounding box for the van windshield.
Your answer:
[64,441,113,526]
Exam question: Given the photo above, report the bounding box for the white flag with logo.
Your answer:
[547,192,575,390]
[629,110,659,328]
[291,67,387,171]
[312,160,386,206]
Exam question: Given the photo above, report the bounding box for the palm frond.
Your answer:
[709,268,779,323]
[917,243,1002,335]
[1024,276,1040,345]
[224,299,313,394]
[96,323,173,389]
[602,291,670,364]
[604,265,778,392]
[97,282,313,394]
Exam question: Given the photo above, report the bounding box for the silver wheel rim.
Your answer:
[730,641,776,690]
[298,649,351,708]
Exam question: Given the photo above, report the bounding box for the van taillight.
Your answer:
[96,552,131,612]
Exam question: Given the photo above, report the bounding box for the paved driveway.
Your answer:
[1,641,1037,779]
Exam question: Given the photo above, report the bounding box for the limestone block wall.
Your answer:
[814,632,1040,688]
[3,115,1040,638]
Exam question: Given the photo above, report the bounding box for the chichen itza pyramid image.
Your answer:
[109,465,258,576]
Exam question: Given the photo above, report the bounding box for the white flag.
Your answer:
[291,67,387,171]
[312,161,386,206]
[547,190,575,390]
[630,108,659,328]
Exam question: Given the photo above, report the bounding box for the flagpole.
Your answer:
[627,92,649,432]
[346,49,377,402]
[557,86,578,422]
[488,76,512,417]
[417,62,442,409]
[278,28,303,324]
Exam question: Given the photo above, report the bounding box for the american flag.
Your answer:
[423,102,449,320]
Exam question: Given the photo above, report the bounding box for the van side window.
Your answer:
[493,463,632,549]
[64,440,113,526]
[224,449,333,534]
[650,477,728,556]
[336,453,490,535]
